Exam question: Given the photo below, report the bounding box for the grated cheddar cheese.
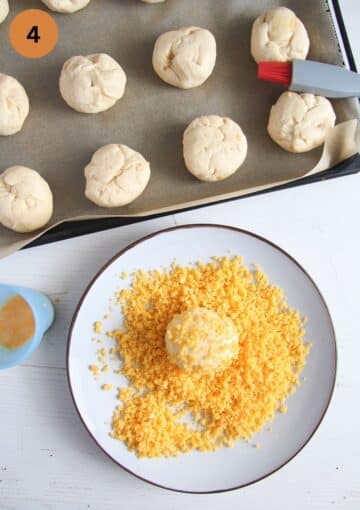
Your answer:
[93,321,103,334]
[102,384,113,392]
[105,256,310,458]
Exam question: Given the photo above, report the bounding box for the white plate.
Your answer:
[67,225,336,493]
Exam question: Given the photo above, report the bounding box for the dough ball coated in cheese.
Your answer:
[165,307,239,372]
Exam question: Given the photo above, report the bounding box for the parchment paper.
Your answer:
[0,0,359,258]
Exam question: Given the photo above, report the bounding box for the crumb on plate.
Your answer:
[97,348,107,364]
[94,321,103,334]
[102,384,113,392]
[89,364,100,379]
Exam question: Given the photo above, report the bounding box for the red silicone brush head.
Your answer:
[258,61,292,86]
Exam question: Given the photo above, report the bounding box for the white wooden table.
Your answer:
[1,2,360,508]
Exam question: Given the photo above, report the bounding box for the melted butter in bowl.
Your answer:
[0,294,35,349]
[0,284,55,369]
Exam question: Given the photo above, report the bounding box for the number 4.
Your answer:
[27,26,40,44]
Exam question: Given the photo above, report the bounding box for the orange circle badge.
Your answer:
[9,9,58,59]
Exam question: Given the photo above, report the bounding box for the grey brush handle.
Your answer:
[290,59,360,98]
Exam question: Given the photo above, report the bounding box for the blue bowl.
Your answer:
[0,284,55,369]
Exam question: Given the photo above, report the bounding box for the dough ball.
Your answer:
[152,26,216,89]
[0,166,53,233]
[165,308,239,372]
[41,0,91,13]
[0,74,29,136]
[183,115,248,182]
[59,54,127,114]
[267,91,336,153]
[141,0,166,3]
[85,144,151,208]
[251,7,310,63]
[0,0,9,24]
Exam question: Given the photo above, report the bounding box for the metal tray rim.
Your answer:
[26,0,360,249]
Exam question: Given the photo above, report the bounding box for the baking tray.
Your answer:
[0,0,358,251]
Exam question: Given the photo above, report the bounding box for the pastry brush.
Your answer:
[258,60,360,98]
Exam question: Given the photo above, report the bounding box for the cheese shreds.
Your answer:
[89,364,100,379]
[102,384,113,392]
[93,321,103,334]
[97,348,107,364]
[107,256,310,458]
